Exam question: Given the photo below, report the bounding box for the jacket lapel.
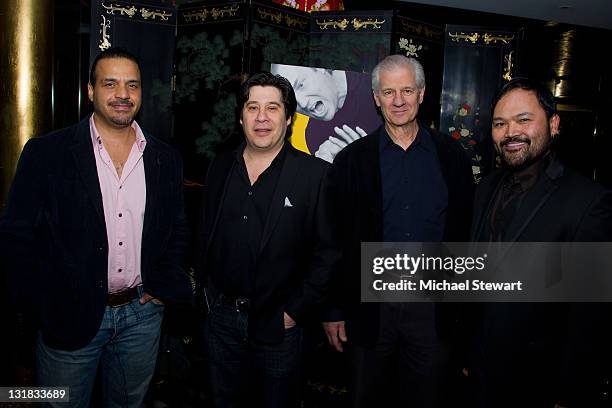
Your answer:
[360,129,384,238]
[206,155,236,254]
[259,145,300,253]
[142,139,161,241]
[504,158,562,242]
[472,172,504,241]
[69,117,106,228]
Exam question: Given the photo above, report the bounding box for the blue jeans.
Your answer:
[37,287,164,407]
[204,298,302,408]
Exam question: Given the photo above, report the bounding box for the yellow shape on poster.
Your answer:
[289,112,311,154]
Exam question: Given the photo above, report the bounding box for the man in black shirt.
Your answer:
[197,72,340,408]
[322,55,474,407]
[471,78,612,407]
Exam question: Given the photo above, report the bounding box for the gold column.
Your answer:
[0,0,52,207]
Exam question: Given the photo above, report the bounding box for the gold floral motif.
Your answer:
[503,51,514,81]
[399,20,442,40]
[140,8,173,21]
[316,18,349,30]
[351,18,385,30]
[483,33,515,45]
[183,9,209,22]
[99,15,111,50]
[102,2,137,17]
[284,15,308,29]
[211,5,240,20]
[421,26,441,39]
[448,32,480,44]
[304,380,348,395]
[257,8,283,24]
[183,5,239,22]
[398,38,423,57]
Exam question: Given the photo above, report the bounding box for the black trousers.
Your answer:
[349,303,451,408]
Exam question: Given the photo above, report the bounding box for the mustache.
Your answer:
[108,99,134,106]
[501,136,530,147]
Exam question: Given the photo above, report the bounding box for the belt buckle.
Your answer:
[110,299,130,308]
[235,298,250,312]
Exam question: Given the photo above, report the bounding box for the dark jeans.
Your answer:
[204,299,302,408]
[349,302,450,408]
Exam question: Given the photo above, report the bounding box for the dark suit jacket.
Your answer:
[198,144,341,344]
[0,116,192,351]
[472,154,612,242]
[326,124,474,347]
[470,154,612,405]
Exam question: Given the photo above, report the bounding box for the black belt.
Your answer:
[107,287,139,307]
[219,293,250,312]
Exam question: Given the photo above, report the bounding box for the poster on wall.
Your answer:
[271,63,382,163]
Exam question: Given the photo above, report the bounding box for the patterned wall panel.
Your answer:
[392,14,444,129]
[309,10,392,73]
[91,1,176,141]
[440,25,520,183]
[174,0,247,182]
[248,1,310,72]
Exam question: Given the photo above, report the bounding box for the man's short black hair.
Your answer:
[238,72,297,120]
[89,47,140,86]
[492,77,557,119]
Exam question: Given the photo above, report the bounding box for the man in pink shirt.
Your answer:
[1,48,192,407]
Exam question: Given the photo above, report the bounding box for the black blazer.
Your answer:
[1,116,192,350]
[326,125,474,347]
[470,154,612,405]
[472,154,612,242]
[198,144,341,344]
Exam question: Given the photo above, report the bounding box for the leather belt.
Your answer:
[219,293,250,312]
[107,287,139,307]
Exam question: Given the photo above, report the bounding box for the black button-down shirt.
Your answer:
[489,153,548,241]
[209,143,287,296]
[379,126,448,242]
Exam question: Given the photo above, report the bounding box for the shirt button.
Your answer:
[119,242,123,246]
[404,205,410,210]
[405,232,411,237]
[243,215,248,220]
[118,213,122,217]
[248,191,253,196]
[118,268,123,273]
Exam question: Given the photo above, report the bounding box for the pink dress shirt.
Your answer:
[89,115,147,293]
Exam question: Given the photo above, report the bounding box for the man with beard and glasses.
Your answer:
[469,77,612,407]
[0,47,192,407]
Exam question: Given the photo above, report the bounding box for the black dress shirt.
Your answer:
[489,154,548,241]
[209,143,287,296]
[379,126,448,242]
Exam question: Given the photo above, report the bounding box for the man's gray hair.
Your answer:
[371,55,426,92]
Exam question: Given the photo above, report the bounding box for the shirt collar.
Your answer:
[378,122,433,153]
[89,113,147,153]
[503,152,551,192]
[234,141,288,168]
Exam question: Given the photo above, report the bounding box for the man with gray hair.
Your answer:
[322,55,473,407]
